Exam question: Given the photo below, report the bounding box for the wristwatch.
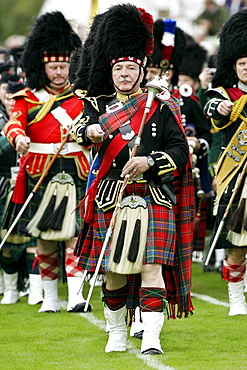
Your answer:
[147,155,155,167]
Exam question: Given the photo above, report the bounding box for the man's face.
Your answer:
[4,92,15,116]
[0,82,7,103]
[234,57,247,85]
[112,61,143,94]
[145,66,173,84]
[44,62,70,91]
[145,67,162,81]
[178,74,196,89]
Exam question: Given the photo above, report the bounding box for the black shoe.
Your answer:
[68,302,92,313]
[133,330,143,339]
[141,348,163,355]
[203,264,215,273]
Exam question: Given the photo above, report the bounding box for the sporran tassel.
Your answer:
[26,172,76,240]
[48,189,69,231]
[127,217,141,262]
[113,214,127,263]
[37,188,57,231]
[109,195,148,274]
[227,197,246,234]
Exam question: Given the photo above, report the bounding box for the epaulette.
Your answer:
[205,87,230,100]
[74,89,87,99]
[83,93,116,112]
[9,87,30,99]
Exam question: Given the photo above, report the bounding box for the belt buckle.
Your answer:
[53,143,68,155]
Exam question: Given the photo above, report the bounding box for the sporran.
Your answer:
[108,195,148,274]
[27,172,76,240]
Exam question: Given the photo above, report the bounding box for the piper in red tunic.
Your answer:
[3,11,91,314]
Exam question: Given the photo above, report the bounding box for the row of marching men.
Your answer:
[0,13,216,309]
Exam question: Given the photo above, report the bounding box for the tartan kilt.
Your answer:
[193,197,208,251]
[17,157,86,236]
[77,181,176,272]
[211,174,246,250]
[0,183,34,250]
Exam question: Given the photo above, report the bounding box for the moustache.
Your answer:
[119,78,132,83]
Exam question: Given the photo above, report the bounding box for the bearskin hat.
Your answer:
[212,9,247,88]
[73,12,106,94]
[21,11,82,90]
[148,19,186,87]
[179,33,207,81]
[73,3,154,96]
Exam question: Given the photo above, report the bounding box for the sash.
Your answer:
[84,97,159,224]
[214,90,247,203]
[215,118,247,203]
[27,87,74,123]
[98,93,147,138]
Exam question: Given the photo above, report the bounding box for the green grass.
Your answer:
[1,264,247,370]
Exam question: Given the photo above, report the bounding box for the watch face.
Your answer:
[148,156,154,166]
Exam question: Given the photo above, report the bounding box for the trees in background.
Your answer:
[0,0,43,45]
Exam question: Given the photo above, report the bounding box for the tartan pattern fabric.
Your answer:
[65,247,83,278]
[162,96,184,130]
[193,198,208,251]
[139,287,166,312]
[27,88,74,123]
[210,177,245,250]
[77,181,177,270]
[0,135,10,152]
[77,163,194,319]
[222,258,246,282]
[163,164,194,318]
[36,248,59,281]
[26,252,39,275]
[99,94,147,138]
[102,282,129,311]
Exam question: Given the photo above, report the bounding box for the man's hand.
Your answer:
[121,156,149,181]
[15,135,30,155]
[217,100,234,116]
[86,124,104,143]
[187,136,200,152]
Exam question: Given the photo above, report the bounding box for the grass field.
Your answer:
[1,263,247,370]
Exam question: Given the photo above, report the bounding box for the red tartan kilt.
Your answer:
[77,181,176,272]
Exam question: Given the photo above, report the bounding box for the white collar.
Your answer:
[238,81,247,93]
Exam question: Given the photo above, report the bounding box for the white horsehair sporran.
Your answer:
[108,194,148,274]
[27,172,76,240]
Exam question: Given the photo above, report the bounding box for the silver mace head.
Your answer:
[144,75,170,112]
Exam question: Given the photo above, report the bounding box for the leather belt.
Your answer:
[29,142,83,155]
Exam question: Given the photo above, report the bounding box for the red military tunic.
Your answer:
[4,85,90,204]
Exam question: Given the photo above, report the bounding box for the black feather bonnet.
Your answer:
[212,9,247,88]
[21,11,82,90]
[73,3,154,96]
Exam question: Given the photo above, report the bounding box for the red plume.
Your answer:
[138,8,154,55]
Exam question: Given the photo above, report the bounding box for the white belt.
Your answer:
[29,142,82,155]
